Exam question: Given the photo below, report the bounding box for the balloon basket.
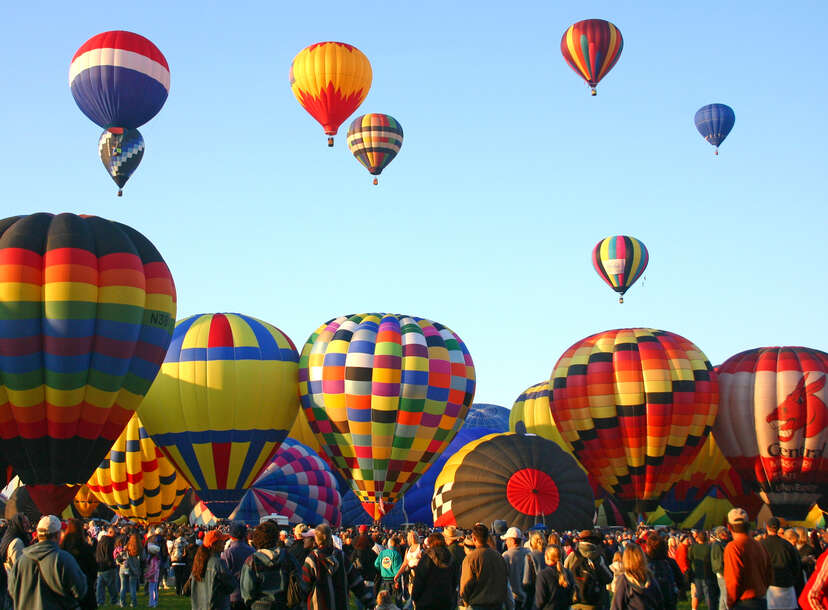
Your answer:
[590,88,597,96]
[327,137,334,147]
[117,190,123,197]
[715,148,719,156]
[373,178,378,185]
[619,296,624,304]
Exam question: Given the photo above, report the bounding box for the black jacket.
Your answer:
[95,535,116,571]
[412,546,457,610]
[534,566,575,610]
[611,574,664,610]
[760,535,804,590]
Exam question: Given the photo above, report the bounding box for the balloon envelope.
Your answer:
[714,347,828,520]
[299,313,475,521]
[592,235,648,299]
[561,19,623,94]
[139,313,300,518]
[695,104,735,151]
[347,114,403,182]
[70,30,170,129]
[99,128,144,194]
[0,213,176,509]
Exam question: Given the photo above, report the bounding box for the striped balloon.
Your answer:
[299,313,476,521]
[592,235,648,303]
[290,42,372,146]
[509,381,570,448]
[694,104,736,154]
[99,128,144,196]
[0,213,176,515]
[347,114,404,185]
[73,485,100,518]
[561,19,623,95]
[231,438,341,526]
[70,30,170,129]
[549,328,719,513]
[139,313,300,518]
[189,498,217,527]
[87,413,189,524]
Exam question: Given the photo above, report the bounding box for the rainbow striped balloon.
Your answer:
[347,114,404,184]
[560,19,623,95]
[70,30,170,129]
[592,235,648,303]
[87,413,189,524]
[0,213,176,511]
[139,313,300,518]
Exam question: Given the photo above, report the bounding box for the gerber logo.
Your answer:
[766,374,826,443]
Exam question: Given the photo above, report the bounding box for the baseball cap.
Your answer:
[501,526,523,541]
[36,515,61,535]
[727,508,749,525]
[301,528,317,538]
[203,530,228,548]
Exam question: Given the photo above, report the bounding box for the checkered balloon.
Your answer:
[99,127,144,195]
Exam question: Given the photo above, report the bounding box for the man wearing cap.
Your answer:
[724,507,772,609]
[290,524,314,566]
[760,517,804,610]
[222,521,255,610]
[9,515,88,609]
[710,526,731,610]
[564,529,612,610]
[502,527,530,610]
[444,525,466,600]
[460,523,508,610]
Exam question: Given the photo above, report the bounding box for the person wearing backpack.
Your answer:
[564,530,613,610]
[534,545,574,610]
[171,528,191,596]
[241,521,303,610]
[611,544,664,610]
[302,524,374,610]
[644,531,682,610]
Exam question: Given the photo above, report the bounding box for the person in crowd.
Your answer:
[534,545,574,610]
[760,517,804,610]
[301,523,374,610]
[1,514,30,570]
[644,531,682,610]
[59,518,97,610]
[492,521,508,554]
[523,532,547,609]
[146,542,162,608]
[95,525,119,605]
[710,526,730,610]
[222,522,256,610]
[724,508,772,609]
[797,527,819,579]
[289,524,314,566]
[564,529,613,610]
[443,525,466,593]
[352,525,379,604]
[502,527,530,610]
[675,534,692,589]
[459,523,508,610]
[147,526,171,591]
[800,544,828,609]
[191,529,235,610]
[393,530,421,607]
[375,535,403,598]
[117,532,144,608]
[377,589,401,610]
[610,542,663,610]
[689,530,719,610]
[171,527,191,596]
[241,521,300,610]
[9,515,88,609]
[411,532,457,610]
[609,551,624,595]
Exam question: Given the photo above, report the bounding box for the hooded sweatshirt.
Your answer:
[241,547,296,609]
[302,545,372,610]
[610,572,664,610]
[412,545,457,610]
[9,539,88,610]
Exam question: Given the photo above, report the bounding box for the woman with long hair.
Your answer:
[60,519,97,610]
[411,533,457,610]
[523,532,547,610]
[534,545,574,610]
[118,532,144,608]
[190,529,235,609]
[610,543,663,610]
[643,531,682,610]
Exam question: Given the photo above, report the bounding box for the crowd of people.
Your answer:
[0,506,827,609]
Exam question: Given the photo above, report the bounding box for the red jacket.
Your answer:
[675,543,690,574]
[724,533,772,608]
[801,548,828,610]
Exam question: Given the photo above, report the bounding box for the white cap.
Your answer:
[501,526,523,541]
[37,515,61,535]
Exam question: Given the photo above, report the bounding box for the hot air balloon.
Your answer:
[73,485,101,519]
[139,313,300,518]
[561,19,623,95]
[509,381,570,448]
[299,313,475,521]
[431,433,594,531]
[189,498,217,527]
[230,438,341,527]
[713,347,828,520]
[69,31,170,129]
[290,42,372,146]
[86,413,189,524]
[694,104,735,155]
[347,114,403,185]
[99,128,144,196]
[549,328,718,514]
[0,213,176,515]
[592,235,648,303]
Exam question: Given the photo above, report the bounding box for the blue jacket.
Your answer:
[222,538,255,603]
[9,539,88,610]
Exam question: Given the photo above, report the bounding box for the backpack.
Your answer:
[650,559,677,607]
[571,553,606,606]
[286,570,305,608]
[170,539,186,563]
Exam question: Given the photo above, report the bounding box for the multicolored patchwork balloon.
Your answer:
[694,104,735,155]
[139,313,300,518]
[432,433,594,531]
[549,328,718,513]
[87,413,189,524]
[99,128,144,196]
[714,347,828,520]
[592,235,648,303]
[347,114,403,185]
[231,438,341,526]
[70,30,170,129]
[561,19,623,95]
[299,313,475,521]
[0,213,176,515]
[290,42,372,146]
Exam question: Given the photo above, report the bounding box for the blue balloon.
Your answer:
[694,104,735,153]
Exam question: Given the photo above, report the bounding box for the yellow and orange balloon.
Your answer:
[290,42,372,146]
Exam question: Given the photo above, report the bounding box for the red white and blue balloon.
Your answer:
[69,30,170,129]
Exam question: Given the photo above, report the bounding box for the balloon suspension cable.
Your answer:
[373,177,378,185]
[591,87,597,96]
[327,137,334,147]
[117,190,123,197]
[619,296,624,304]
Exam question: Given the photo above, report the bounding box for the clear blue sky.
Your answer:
[3,1,826,408]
